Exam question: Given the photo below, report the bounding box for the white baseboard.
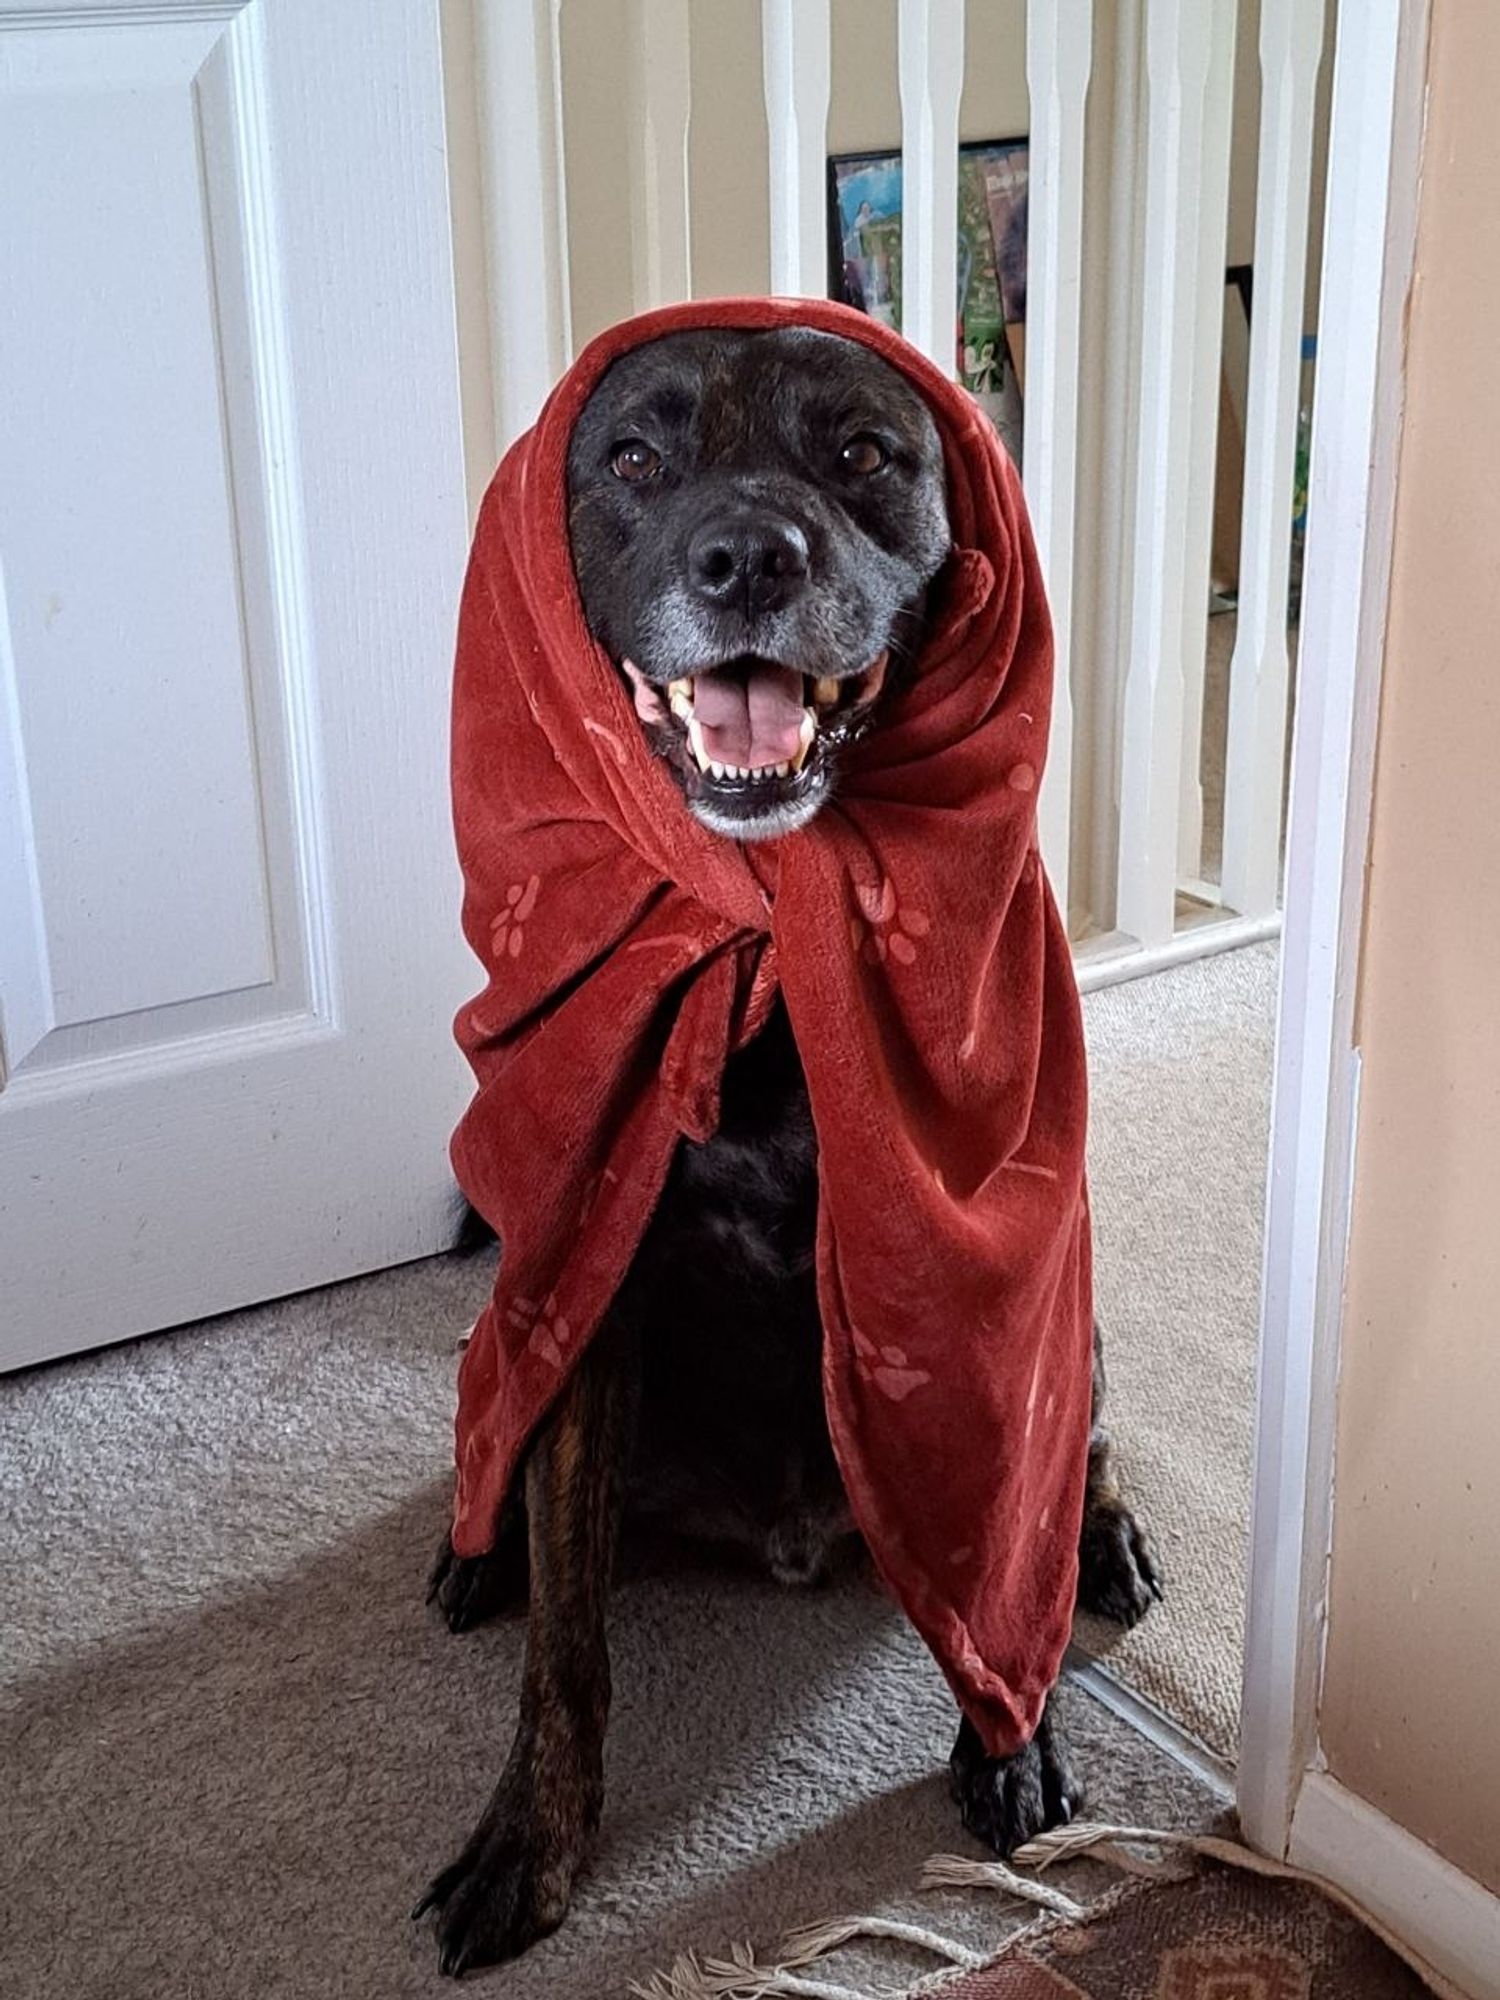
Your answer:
[1290,1771,1500,2000]
[1073,910,1282,992]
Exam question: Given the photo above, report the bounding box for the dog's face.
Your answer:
[566,327,950,838]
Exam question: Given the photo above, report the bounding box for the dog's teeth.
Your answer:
[787,707,818,776]
[688,718,712,772]
[667,677,693,704]
[813,676,840,707]
[774,761,790,778]
[710,760,727,779]
[669,689,694,721]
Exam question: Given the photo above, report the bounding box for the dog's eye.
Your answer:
[610,439,663,484]
[839,433,889,476]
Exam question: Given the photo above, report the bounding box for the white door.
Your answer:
[0,0,475,1369]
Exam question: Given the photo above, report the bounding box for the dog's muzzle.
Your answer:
[621,650,890,838]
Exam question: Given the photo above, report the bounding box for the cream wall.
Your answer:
[1318,0,1500,1896]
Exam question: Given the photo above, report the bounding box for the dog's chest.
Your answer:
[672,998,818,1277]
[623,1000,848,1571]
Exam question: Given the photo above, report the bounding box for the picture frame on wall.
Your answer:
[828,139,1030,461]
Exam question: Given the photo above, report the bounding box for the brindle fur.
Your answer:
[418,1319,637,1975]
[419,330,1162,1974]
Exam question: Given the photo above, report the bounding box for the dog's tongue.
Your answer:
[693,662,806,768]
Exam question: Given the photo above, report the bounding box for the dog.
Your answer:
[418,327,1161,1975]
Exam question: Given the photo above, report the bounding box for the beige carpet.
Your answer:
[1076,941,1279,1761]
[0,949,1274,1997]
[1,1257,1225,2000]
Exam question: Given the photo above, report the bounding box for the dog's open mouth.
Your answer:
[620,651,889,834]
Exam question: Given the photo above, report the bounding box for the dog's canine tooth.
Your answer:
[787,708,818,775]
[669,689,694,721]
[667,677,694,705]
[813,676,840,707]
[687,717,712,771]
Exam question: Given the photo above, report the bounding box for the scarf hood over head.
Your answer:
[448,296,1093,1758]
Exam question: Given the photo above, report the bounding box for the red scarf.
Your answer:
[448,297,1092,1758]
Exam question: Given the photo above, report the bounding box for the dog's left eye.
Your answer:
[610,439,663,483]
[839,433,889,476]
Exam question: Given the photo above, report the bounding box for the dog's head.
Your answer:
[566,327,950,838]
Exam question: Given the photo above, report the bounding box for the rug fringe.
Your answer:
[784,1914,985,1968]
[628,1911,986,1999]
[637,1814,1470,2000]
[629,1833,1095,1996]
[919,1851,1087,1918]
[997,1820,1471,2000]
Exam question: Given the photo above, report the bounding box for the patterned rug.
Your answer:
[919,1868,1432,2000]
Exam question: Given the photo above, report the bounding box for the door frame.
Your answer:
[1238,3,1500,1989]
[1237,0,1428,1856]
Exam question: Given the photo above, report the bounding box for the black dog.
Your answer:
[420,328,1161,1975]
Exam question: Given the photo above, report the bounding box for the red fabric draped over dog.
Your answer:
[448,297,1093,1758]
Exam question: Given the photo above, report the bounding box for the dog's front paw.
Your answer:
[949,1706,1083,1857]
[1077,1496,1163,1629]
[414,1809,573,1976]
[426,1524,527,1633]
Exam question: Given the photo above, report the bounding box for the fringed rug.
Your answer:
[634,1826,1452,2000]
[915,1868,1432,1999]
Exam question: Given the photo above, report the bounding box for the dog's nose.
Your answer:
[686,515,809,616]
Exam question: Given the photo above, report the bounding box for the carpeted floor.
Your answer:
[1,1254,1227,2000]
[0,947,1275,1998]
[1077,942,1277,1760]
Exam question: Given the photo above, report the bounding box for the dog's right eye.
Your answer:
[610,439,663,484]
[838,433,892,477]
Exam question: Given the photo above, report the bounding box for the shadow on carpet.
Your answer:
[2,1255,1225,2000]
[3,1481,1224,2000]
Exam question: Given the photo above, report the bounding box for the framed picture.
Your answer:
[828,139,1029,461]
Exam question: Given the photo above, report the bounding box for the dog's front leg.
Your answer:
[1075,1318,1164,1627]
[417,1318,637,1976]
[949,1692,1084,1854]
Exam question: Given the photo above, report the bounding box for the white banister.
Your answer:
[1220,0,1325,918]
[476,0,572,451]
[1115,0,1237,948]
[897,0,965,372]
[762,0,831,299]
[629,0,693,309]
[1174,2,1237,891]
[1024,0,1093,922]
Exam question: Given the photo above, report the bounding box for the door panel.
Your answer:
[5,18,276,1030]
[0,0,475,1367]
